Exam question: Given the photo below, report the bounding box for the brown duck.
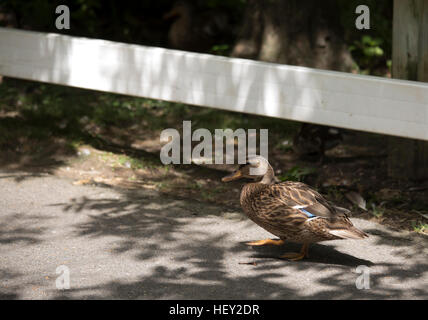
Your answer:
[222,156,368,261]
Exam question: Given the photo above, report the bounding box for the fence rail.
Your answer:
[1,27,428,140]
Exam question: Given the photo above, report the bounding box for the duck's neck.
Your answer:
[240,165,276,207]
[240,168,275,210]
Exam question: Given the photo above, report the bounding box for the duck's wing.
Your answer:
[251,181,340,220]
[247,182,368,239]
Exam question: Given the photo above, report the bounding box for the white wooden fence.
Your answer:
[0,27,427,140]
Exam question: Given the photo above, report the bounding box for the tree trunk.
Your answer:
[231,0,355,160]
[388,0,428,180]
[231,0,355,72]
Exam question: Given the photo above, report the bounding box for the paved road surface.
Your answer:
[0,170,427,299]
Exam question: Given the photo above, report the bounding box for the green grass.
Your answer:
[278,166,317,182]
[370,203,385,218]
[99,152,162,170]
[411,221,428,234]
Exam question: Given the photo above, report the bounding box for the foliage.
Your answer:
[210,44,230,56]
[349,35,388,75]
[370,202,385,218]
[337,0,392,75]
[411,221,428,234]
[278,166,317,182]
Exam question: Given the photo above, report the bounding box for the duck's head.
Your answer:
[221,156,275,184]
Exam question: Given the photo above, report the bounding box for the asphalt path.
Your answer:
[0,170,427,299]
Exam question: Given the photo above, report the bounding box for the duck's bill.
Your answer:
[221,171,242,182]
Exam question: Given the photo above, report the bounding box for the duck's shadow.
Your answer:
[240,240,374,267]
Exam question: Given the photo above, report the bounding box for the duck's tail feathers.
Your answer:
[329,226,368,239]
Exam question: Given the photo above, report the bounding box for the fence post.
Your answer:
[388,0,428,179]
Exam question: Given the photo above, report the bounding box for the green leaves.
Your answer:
[279,166,317,182]
[350,35,384,57]
[349,35,387,75]
[211,44,230,56]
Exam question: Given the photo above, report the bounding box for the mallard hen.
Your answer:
[222,156,368,261]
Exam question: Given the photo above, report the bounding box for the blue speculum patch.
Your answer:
[299,208,316,218]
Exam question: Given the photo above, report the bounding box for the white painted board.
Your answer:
[0,27,428,140]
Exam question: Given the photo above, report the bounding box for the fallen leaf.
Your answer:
[345,191,367,211]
